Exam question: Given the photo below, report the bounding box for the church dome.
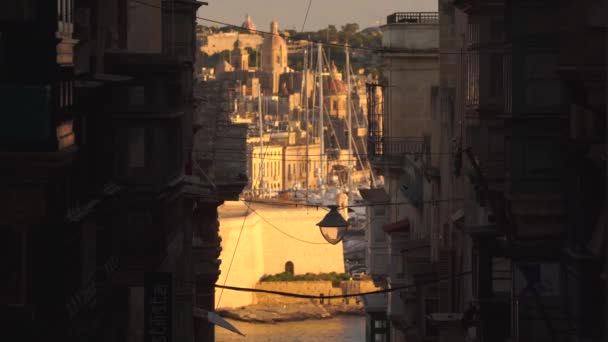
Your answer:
[241,14,256,31]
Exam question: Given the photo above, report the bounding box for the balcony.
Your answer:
[387,12,439,25]
[368,136,427,167]
[381,13,439,52]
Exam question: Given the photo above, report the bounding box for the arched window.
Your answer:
[285,261,294,275]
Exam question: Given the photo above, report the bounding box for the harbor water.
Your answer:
[216,316,366,341]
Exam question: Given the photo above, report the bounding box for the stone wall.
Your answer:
[254,281,341,304]
[253,280,380,305]
[202,32,263,55]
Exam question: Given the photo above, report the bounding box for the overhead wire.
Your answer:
[300,0,313,32]
[173,268,478,299]
[242,197,472,209]
[243,201,329,244]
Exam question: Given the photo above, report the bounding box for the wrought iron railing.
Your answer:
[387,12,439,25]
[368,136,426,159]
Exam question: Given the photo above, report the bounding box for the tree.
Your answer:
[341,23,360,42]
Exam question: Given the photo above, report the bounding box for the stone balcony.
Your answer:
[368,136,427,168]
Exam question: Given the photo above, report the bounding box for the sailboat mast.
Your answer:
[258,83,264,197]
[317,43,324,188]
[304,44,309,202]
[346,44,352,203]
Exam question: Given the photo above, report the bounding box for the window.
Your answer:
[2,227,27,306]
[128,127,145,168]
[490,20,504,42]
[285,261,294,275]
[129,86,145,106]
[466,53,479,106]
[489,53,503,97]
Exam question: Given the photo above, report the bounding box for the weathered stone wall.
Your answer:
[254,281,341,304]
[253,280,380,305]
[202,32,263,55]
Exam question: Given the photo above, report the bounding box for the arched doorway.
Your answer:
[285,261,294,275]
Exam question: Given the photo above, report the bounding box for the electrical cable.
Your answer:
[130,0,513,56]
[175,268,476,299]
[243,201,330,244]
[241,197,472,209]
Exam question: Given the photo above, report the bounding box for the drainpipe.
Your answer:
[605,26,608,341]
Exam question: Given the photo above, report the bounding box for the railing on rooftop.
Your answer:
[387,12,439,25]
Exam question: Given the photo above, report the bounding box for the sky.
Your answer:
[197,0,438,31]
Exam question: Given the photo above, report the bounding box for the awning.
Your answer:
[359,188,390,204]
[193,307,244,336]
[383,218,410,234]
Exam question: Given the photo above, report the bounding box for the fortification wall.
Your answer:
[253,280,380,305]
[202,32,263,54]
[215,201,345,308]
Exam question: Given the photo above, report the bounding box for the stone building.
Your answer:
[1,1,247,341]
[365,2,607,342]
[364,11,440,342]
[200,14,262,55]
[248,144,285,193]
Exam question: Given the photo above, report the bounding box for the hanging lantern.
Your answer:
[316,205,349,244]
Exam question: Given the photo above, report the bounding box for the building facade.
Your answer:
[1,1,247,341]
[365,2,607,342]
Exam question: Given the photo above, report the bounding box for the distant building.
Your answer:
[200,14,263,55]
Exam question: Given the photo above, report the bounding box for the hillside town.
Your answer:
[1,0,607,342]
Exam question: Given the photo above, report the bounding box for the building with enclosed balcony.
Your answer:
[364,11,440,342]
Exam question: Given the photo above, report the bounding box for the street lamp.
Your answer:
[316,205,349,244]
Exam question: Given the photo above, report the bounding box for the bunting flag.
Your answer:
[193,307,245,337]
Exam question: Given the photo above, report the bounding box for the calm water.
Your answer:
[216,316,366,342]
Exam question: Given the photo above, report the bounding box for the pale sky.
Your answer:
[198,0,438,31]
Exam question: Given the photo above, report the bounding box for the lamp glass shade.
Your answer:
[316,205,349,245]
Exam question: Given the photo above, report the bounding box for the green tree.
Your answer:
[341,23,360,42]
